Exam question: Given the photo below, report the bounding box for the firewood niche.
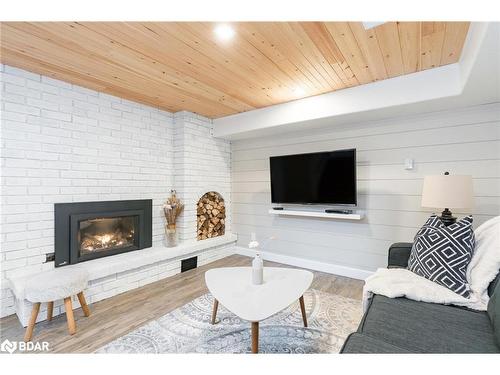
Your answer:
[197,192,225,240]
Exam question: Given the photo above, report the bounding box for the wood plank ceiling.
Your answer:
[0,22,470,118]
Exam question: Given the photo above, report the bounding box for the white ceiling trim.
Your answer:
[213,22,498,140]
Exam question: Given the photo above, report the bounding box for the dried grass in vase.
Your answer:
[163,190,184,230]
[163,190,184,248]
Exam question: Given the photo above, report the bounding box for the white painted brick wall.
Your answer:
[173,111,231,242]
[0,65,234,319]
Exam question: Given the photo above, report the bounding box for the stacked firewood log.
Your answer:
[197,192,225,240]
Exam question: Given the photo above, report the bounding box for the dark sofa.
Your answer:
[341,243,500,353]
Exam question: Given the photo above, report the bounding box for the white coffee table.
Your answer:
[205,267,313,353]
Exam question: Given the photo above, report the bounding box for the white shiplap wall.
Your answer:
[231,103,500,275]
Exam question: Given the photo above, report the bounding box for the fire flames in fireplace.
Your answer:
[80,229,134,252]
[79,217,135,255]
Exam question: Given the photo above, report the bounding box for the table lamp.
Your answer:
[421,172,473,226]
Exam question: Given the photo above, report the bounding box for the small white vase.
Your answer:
[252,253,263,285]
[164,224,178,247]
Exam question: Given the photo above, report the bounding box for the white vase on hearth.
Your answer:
[165,224,178,247]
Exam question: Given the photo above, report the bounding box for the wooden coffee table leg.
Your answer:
[211,298,219,324]
[251,321,259,353]
[299,295,308,327]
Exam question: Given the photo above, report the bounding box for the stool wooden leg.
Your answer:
[77,292,91,317]
[64,297,76,335]
[24,302,41,342]
[47,301,54,321]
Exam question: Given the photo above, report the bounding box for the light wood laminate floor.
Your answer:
[0,255,364,353]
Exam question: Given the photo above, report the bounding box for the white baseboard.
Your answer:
[233,246,373,280]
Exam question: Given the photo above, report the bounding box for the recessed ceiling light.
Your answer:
[362,22,386,30]
[293,87,306,97]
[214,24,235,41]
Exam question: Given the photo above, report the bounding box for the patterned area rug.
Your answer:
[96,289,362,354]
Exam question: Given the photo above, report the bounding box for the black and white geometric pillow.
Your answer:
[407,215,475,298]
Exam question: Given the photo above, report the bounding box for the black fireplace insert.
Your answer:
[54,199,152,267]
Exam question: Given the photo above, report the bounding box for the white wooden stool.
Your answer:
[22,268,90,342]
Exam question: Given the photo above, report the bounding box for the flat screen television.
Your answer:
[270,148,356,205]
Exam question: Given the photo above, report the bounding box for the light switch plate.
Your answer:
[404,158,414,170]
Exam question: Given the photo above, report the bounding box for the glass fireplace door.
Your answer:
[69,209,142,264]
[78,216,137,256]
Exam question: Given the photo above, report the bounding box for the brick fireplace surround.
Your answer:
[0,64,234,324]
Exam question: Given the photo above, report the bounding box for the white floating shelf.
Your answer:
[268,208,363,220]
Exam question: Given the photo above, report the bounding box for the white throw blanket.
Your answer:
[363,216,500,311]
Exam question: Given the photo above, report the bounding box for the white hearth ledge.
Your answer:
[82,233,238,280]
[9,233,238,293]
[8,233,237,326]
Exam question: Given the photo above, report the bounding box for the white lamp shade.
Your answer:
[421,174,473,209]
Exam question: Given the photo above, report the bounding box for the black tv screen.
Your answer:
[270,148,356,205]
